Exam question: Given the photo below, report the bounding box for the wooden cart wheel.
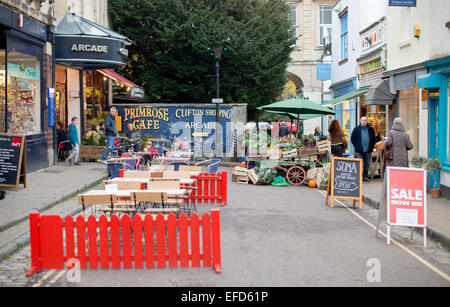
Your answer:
[286,166,306,186]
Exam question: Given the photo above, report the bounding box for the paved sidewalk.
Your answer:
[363,179,450,247]
[0,162,108,257]
[0,161,107,231]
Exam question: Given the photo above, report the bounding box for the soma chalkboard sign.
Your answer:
[325,157,363,209]
[0,133,26,191]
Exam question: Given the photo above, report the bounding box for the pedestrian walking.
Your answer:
[376,117,414,236]
[383,117,413,168]
[68,116,81,166]
[100,107,118,161]
[350,116,376,181]
[279,122,290,138]
[328,120,347,157]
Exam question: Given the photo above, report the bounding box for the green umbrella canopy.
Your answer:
[261,109,324,120]
[257,96,336,116]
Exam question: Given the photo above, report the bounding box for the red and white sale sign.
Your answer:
[387,167,427,227]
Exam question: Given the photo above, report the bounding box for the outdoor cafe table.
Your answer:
[78,188,188,214]
[80,188,187,198]
[106,177,197,185]
[122,170,201,178]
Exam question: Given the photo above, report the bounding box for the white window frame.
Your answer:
[289,5,298,47]
[318,6,332,46]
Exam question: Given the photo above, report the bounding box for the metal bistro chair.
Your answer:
[169,160,188,171]
[195,158,221,174]
[107,162,134,179]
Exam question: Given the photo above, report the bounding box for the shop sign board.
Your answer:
[0,133,26,191]
[113,105,233,155]
[316,63,331,81]
[48,88,56,127]
[388,0,416,7]
[386,167,426,246]
[55,36,128,68]
[326,157,363,209]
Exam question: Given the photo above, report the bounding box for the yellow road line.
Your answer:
[32,269,55,287]
[317,190,450,284]
[46,270,66,287]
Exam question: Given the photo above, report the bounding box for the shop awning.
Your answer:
[99,69,145,99]
[55,12,131,69]
[364,79,395,105]
[322,89,368,106]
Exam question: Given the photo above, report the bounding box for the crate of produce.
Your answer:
[248,169,268,185]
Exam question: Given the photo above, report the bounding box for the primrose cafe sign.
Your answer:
[55,12,130,68]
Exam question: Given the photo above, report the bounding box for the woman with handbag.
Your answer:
[328,120,347,157]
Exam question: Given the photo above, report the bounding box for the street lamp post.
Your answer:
[214,46,223,158]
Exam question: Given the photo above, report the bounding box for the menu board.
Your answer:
[0,133,26,190]
[326,157,363,209]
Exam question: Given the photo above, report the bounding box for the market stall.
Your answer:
[235,96,336,188]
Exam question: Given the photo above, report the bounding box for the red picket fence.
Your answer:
[26,210,221,277]
[191,172,227,206]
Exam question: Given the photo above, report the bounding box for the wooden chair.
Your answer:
[122,170,151,179]
[149,178,181,182]
[103,180,144,190]
[132,191,179,218]
[150,171,164,178]
[77,193,127,216]
[163,171,192,179]
[147,180,180,190]
[178,165,202,172]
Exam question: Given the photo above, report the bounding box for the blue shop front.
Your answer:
[113,104,235,156]
[325,78,367,157]
[417,56,450,197]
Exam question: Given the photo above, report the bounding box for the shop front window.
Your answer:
[366,104,386,141]
[0,49,5,132]
[7,51,41,134]
[447,81,450,162]
[85,71,108,120]
[399,87,419,157]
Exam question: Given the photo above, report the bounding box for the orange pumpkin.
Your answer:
[308,180,317,188]
[240,162,246,168]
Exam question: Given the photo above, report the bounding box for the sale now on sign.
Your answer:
[387,167,427,227]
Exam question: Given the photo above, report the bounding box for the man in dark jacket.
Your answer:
[351,116,376,181]
[279,122,290,138]
[100,107,118,161]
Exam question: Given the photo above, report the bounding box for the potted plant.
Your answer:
[425,158,441,198]
[410,156,428,169]
[80,133,107,162]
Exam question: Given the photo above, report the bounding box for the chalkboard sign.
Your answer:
[326,157,363,209]
[0,133,26,191]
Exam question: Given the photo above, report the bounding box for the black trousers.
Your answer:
[331,144,344,157]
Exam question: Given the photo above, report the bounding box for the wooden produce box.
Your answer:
[232,166,249,184]
[248,169,268,185]
[317,140,330,152]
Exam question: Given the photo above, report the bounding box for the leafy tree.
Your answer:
[109,0,295,120]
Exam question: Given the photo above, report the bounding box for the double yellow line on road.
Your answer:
[32,269,66,287]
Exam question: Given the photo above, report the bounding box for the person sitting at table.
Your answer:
[122,123,142,152]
